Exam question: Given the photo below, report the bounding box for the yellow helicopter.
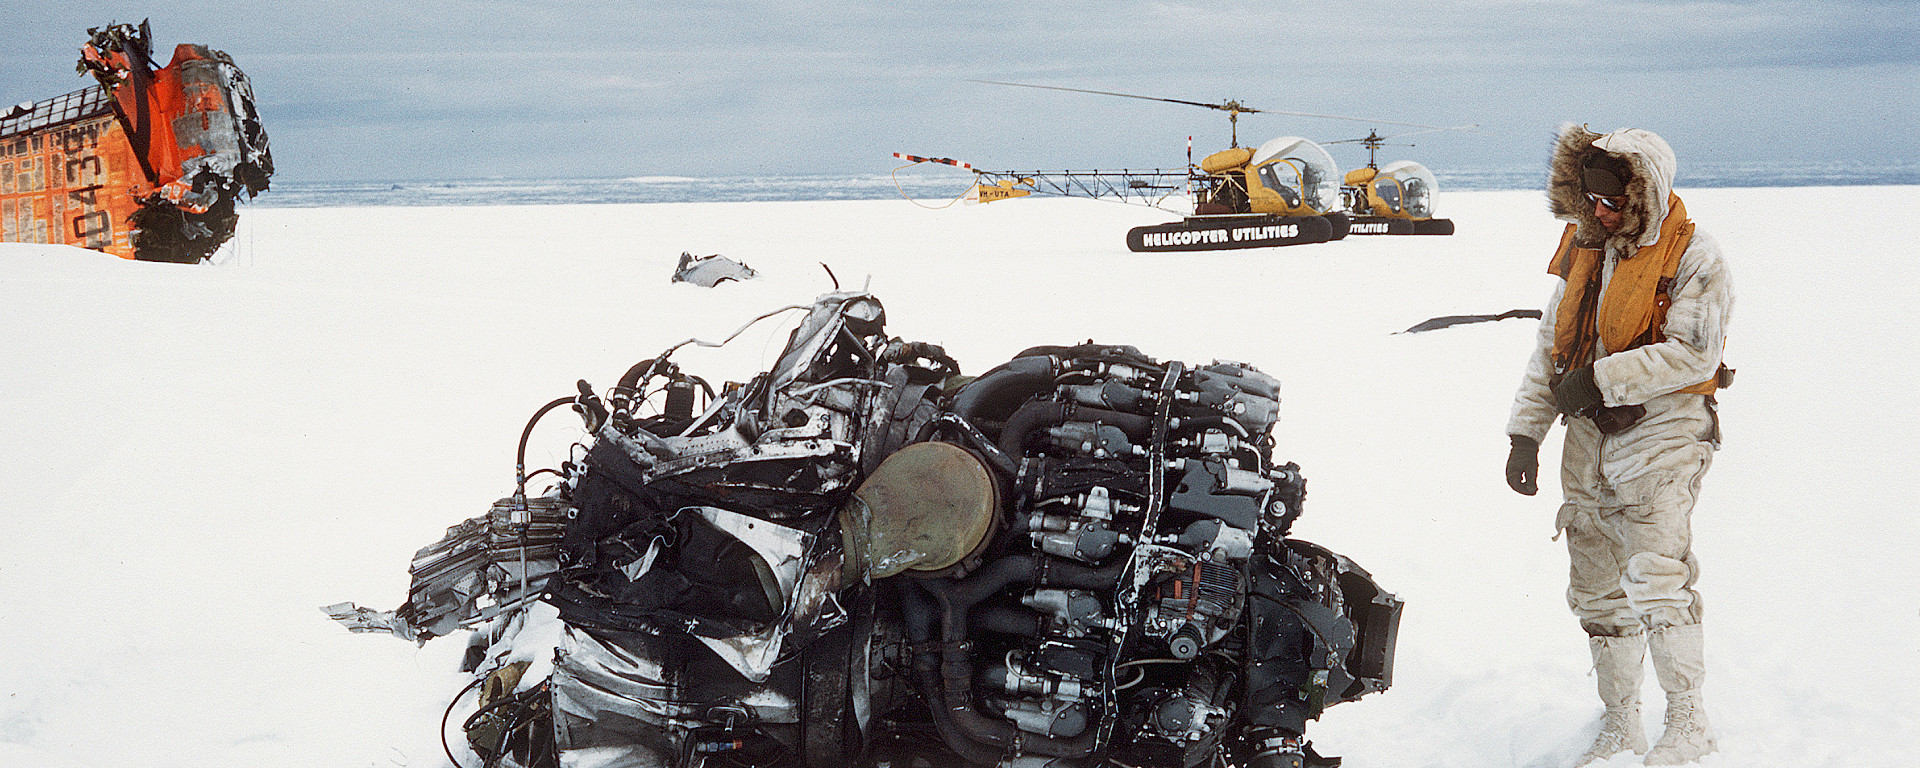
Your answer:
[1327,130,1457,235]
[919,81,1468,251]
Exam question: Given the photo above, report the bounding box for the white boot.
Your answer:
[1645,624,1716,765]
[1645,691,1715,765]
[1575,633,1647,766]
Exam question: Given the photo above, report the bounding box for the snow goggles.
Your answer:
[1585,192,1627,212]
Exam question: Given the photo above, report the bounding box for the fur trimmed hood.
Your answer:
[1548,124,1679,250]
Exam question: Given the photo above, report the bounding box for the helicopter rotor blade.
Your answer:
[971,80,1464,130]
[1261,112,1459,130]
[1371,124,1480,140]
[968,80,1239,113]
[1328,124,1481,143]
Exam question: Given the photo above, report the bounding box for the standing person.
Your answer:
[1504,124,1733,766]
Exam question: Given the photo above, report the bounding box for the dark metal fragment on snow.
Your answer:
[1399,308,1542,333]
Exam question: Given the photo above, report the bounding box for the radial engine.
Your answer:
[328,291,1401,768]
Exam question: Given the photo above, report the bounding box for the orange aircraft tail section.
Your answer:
[0,21,272,262]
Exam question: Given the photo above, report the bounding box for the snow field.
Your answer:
[1,186,1915,767]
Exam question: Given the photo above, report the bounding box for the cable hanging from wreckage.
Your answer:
[328,290,1402,768]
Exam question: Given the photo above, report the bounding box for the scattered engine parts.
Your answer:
[331,291,1401,768]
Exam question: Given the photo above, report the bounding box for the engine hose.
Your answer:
[905,579,1011,760]
[1014,343,1155,369]
[952,355,1056,434]
[914,657,1010,765]
[441,675,488,768]
[940,554,1126,611]
[972,605,1045,637]
[929,586,1100,759]
[460,683,543,732]
[525,467,562,485]
[1171,414,1251,440]
[913,559,1124,760]
[897,582,1007,765]
[517,396,582,495]
[995,400,1153,458]
[611,357,660,409]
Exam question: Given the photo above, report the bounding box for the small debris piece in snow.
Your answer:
[321,602,416,641]
[672,252,758,287]
[1400,309,1542,334]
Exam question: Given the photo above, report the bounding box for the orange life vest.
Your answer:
[1548,194,1719,396]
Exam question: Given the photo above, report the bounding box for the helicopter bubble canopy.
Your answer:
[1250,136,1341,214]
[1374,160,1440,219]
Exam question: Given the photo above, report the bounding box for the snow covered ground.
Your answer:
[2,186,1915,767]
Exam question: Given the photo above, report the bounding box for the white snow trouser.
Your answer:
[1556,417,1713,637]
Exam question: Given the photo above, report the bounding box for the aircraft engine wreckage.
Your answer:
[0,21,272,262]
[330,291,1402,768]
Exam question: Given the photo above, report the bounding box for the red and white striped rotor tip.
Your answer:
[892,153,973,170]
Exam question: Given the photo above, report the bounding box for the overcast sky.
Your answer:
[3,1,1914,184]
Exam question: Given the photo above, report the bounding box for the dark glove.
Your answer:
[1505,434,1539,496]
[1552,365,1603,417]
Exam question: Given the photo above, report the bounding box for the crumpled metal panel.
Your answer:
[559,745,666,768]
[588,297,885,502]
[551,627,684,768]
[320,601,415,640]
[163,49,265,209]
[683,506,816,683]
[670,252,757,287]
[325,496,564,642]
[767,292,884,399]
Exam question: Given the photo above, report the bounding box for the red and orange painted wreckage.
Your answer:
[0,21,272,263]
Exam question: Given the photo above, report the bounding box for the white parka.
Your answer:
[1507,125,1735,486]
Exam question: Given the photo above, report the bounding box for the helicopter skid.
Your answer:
[1128,214,1334,252]
[1346,216,1455,236]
